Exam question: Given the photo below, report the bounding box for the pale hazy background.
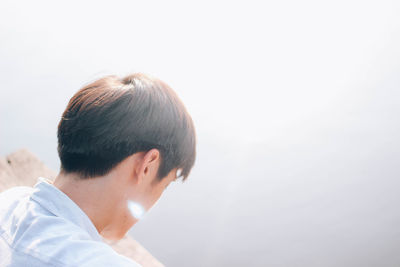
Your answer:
[1,1,400,266]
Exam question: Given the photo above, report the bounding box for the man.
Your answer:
[0,73,196,266]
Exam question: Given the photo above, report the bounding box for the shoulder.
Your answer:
[0,186,33,205]
[3,216,141,267]
[0,186,33,217]
[0,187,141,267]
[27,215,143,266]
[0,186,33,231]
[2,233,141,267]
[20,234,141,266]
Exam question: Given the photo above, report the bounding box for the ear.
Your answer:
[136,149,161,184]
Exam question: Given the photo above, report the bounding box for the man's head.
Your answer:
[56,73,196,239]
[58,73,196,180]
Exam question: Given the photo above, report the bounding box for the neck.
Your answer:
[53,172,116,234]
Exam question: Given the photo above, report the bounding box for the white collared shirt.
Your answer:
[0,177,141,267]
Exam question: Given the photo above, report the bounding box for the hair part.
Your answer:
[57,73,196,181]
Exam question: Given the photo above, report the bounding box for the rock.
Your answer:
[0,149,164,267]
[0,149,56,188]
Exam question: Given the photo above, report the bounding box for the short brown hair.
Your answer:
[57,73,196,180]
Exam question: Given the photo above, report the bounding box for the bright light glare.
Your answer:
[127,200,146,220]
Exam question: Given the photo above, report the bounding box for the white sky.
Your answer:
[1,1,400,266]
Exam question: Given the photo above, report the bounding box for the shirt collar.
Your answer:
[30,177,102,242]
